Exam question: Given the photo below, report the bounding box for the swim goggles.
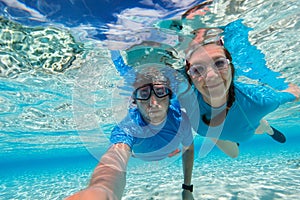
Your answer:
[187,57,230,78]
[133,83,171,100]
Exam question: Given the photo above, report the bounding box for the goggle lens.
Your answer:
[134,84,170,100]
[188,57,229,77]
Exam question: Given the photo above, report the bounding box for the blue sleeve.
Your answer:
[236,83,295,113]
[257,86,295,109]
[277,92,296,104]
[110,125,135,149]
[110,50,132,76]
[110,50,136,86]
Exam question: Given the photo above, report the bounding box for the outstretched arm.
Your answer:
[182,143,194,200]
[65,143,131,200]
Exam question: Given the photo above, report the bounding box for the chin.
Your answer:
[149,114,166,122]
[204,91,226,100]
[206,85,228,94]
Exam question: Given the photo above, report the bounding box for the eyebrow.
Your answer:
[211,55,225,59]
[192,55,226,64]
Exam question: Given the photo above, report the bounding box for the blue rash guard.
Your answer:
[110,98,193,161]
[193,82,296,143]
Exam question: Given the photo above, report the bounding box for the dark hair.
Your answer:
[223,48,235,109]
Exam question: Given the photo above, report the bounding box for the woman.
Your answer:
[181,31,300,158]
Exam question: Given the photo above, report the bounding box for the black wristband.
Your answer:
[182,184,193,192]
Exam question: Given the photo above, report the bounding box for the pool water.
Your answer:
[0,0,299,199]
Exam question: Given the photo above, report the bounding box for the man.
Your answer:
[66,64,194,200]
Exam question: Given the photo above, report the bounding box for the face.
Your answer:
[135,82,170,125]
[187,44,232,103]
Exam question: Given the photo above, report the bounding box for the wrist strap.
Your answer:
[182,184,193,192]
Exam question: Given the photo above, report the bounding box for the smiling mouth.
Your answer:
[205,82,223,89]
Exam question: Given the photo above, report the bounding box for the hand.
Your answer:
[182,190,194,200]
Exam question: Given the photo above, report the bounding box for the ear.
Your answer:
[130,96,137,104]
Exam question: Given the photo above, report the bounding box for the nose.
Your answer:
[149,92,158,106]
[205,67,219,78]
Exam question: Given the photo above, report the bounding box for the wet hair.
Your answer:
[223,48,235,109]
[181,0,213,19]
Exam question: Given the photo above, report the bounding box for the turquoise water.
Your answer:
[0,0,300,199]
